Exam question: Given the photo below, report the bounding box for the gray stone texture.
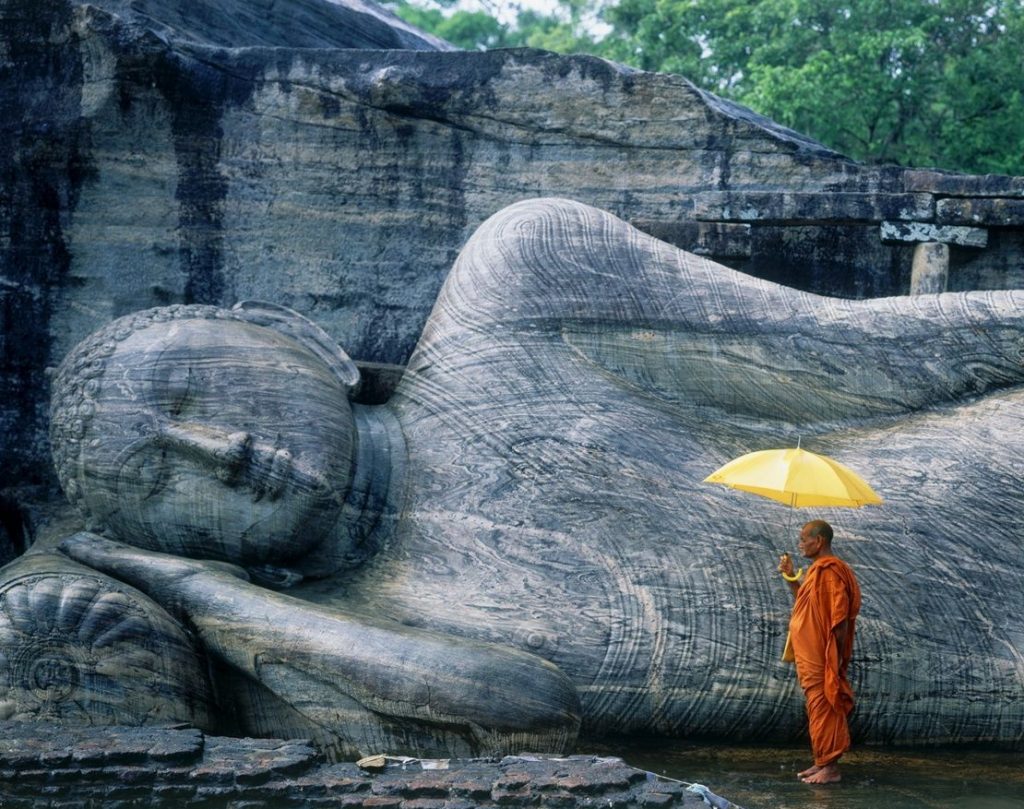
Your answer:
[75,0,455,50]
[2,0,1024,498]
[936,197,1024,226]
[880,221,988,248]
[909,242,950,294]
[692,191,935,222]
[0,722,703,808]
[45,199,1024,752]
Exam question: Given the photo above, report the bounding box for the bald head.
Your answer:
[803,519,834,545]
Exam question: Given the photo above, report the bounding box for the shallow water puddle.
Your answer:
[588,739,1024,808]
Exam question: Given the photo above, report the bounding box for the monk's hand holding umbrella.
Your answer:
[777,551,802,595]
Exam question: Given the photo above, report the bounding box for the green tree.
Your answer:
[386,0,1024,174]
[388,0,512,49]
[604,0,1024,173]
[385,0,608,52]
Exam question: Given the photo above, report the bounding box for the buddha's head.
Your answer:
[50,302,361,570]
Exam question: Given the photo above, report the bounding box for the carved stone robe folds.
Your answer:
[790,557,862,766]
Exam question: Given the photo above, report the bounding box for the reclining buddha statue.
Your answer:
[5,197,1022,757]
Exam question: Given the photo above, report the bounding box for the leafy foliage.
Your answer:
[386,0,1024,174]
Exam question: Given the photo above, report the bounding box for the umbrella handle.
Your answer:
[778,552,803,581]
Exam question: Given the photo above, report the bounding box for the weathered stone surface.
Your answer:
[949,230,1024,291]
[936,197,1024,226]
[880,221,988,248]
[903,169,1024,196]
[909,242,950,294]
[78,0,453,50]
[3,0,1024,494]
[745,225,913,298]
[693,191,934,222]
[0,724,204,770]
[0,726,707,808]
[40,199,1024,757]
[58,532,581,761]
[632,220,752,258]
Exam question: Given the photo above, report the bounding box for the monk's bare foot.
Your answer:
[796,764,821,779]
[801,763,841,784]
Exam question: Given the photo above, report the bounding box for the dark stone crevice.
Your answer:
[0,0,89,489]
[0,493,28,566]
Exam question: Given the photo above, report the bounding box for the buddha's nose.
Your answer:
[156,421,293,500]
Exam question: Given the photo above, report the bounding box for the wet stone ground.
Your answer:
[0,723,714,808]
[600,737,1024,809]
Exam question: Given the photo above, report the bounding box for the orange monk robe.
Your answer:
[789,556,862,768]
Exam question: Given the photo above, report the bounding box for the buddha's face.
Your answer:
[63,316,357,567]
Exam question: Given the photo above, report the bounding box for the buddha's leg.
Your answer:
[421,198,1024,424]
[0,552,213,729]
[60,533,581,760]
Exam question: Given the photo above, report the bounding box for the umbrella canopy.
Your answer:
[703,447,883,509]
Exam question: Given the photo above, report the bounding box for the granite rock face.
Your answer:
[2,0,1023,494]
[74,0,455,50]
[44,200,1024,752]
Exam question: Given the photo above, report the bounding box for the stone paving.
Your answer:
[0,723,709,808]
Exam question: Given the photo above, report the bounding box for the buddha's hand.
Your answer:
[59,532,249,620]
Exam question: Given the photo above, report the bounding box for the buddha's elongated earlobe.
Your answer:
[232,301,361,397]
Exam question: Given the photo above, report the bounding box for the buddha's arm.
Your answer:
[59,532,580,760]
[410,198,1024,424]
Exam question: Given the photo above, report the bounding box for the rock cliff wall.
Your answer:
[2,0,1022,493]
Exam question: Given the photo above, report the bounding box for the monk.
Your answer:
[779,519,861,785]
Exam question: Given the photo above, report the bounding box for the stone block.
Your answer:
[38,750,73,768]
[903,169,1024,197]
[436,800,477,809]
[396,776,450,799]
[639,792,679,807]
[880,220,987,247]
[556,766,637,794]
[109,765,157,785]
[693,191,933,222]
[492,771,532,791]
[194,737,319,786]
[190,784,238,806]
[449,775,493,801]
[530,790,577,807]
[152,784,197,801]
[355,797,404,808]
[936,197,1024,226]
[0,749,40,769]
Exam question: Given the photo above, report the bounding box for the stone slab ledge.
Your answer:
[936,197,1024,226]
[0,723,711,808]
[693,192,934,223]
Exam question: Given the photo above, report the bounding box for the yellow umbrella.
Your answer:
[703,446,882,509]
[704,445,881,663]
